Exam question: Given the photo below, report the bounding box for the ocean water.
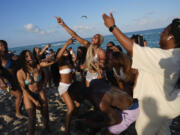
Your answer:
[9,28,164,55]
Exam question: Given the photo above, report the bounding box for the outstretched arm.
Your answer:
[56,38,74,61]
[102,12,133,56]
[55,16,90,47]
[39,44,51,56]
[40,61,55,68]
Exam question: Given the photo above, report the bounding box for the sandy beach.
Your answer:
[0,84,99,135]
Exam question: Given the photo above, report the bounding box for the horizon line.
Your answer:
[9,27,164,49]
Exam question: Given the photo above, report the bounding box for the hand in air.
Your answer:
[67,38,75,45]
[54,16,65,26]
[45,44,51,49]
[102,12,115,28]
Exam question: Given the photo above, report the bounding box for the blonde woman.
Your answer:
[55,17,106,87]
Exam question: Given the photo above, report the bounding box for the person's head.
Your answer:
[0,40,8,55]
[33,47,40,59]
[160,18,180,49]
[77,46,87,58]
[111,45,122,52]
[48,49,54,55]
[106,41,115,48]
[91,34,104,47]
[107,51,125,70]
[131,34,144,47]
[107,51,132,82]
[57,48,73,66]
[19,50,36,72]
[33,47,41,55]
[77,47,82,55]
[57,47,70,57]
[63,49,70,57]
[68,47,72,51]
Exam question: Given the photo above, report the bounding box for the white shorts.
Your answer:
[58,82,71,96]
[86,71,98,83]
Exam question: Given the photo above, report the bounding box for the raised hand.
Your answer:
[102,12,115,28]
[54,16,65,26]
[67,38,75,45]
[45,44,51,50]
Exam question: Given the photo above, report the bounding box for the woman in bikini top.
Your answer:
[17,50,55,135]
[54,17,106,87]
[57,47,74,85]
[55,38,80,134]
[0,40,24,118]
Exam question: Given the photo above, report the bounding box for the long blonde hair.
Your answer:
[85,34,104,72]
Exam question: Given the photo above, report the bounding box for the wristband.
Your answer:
[109,25,116,32]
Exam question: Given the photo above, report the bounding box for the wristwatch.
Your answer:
[109,24,116,32]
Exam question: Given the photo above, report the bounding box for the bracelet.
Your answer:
[109,24,116,32]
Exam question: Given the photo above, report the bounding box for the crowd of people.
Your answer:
[0,13,180,135]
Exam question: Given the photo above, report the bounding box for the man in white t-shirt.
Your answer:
[102,13,180,135]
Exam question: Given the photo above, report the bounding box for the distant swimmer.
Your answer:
[81,15,87,19]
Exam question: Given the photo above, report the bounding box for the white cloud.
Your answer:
[24,24,40,32]
[24,24,56,35]
[73,25,93,32]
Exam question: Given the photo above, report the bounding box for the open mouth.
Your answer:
[27,59,33,63]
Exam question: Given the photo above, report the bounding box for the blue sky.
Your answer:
[0,0,180,47]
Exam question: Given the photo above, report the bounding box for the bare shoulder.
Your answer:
[17,69,25,78]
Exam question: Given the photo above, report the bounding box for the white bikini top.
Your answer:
[93,53,98,63]
[93,48,99,63]
[59,68,72,74]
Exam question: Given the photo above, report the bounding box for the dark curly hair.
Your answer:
[0,40,8,54]
[169,18,180,48]
[18,50,37,74]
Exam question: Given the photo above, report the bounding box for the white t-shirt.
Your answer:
[132,43,180,135]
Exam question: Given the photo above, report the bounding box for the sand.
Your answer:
[0,85,102,135]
